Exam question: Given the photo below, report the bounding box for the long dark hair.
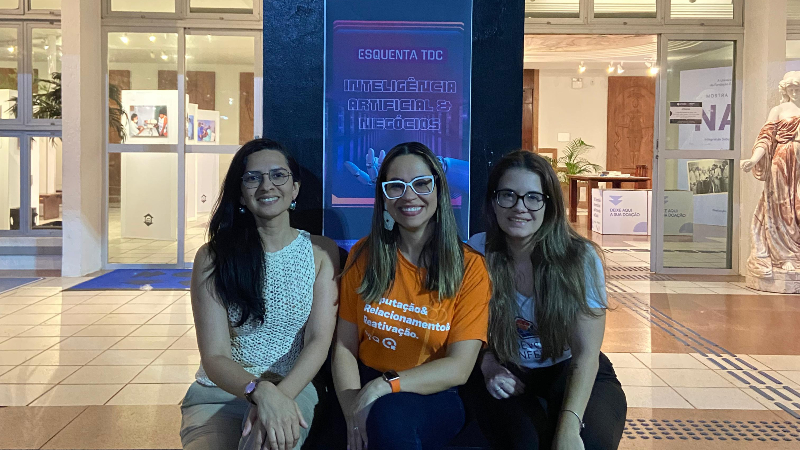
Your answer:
[484,151,604,364]
[344,142,464,303]
[206,138,301,327]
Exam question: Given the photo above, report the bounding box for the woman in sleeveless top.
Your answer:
[464,151,626,450]
[180,138,340,450]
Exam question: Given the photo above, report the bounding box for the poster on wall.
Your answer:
[194,110,220,145]
[678,67,732,150]
[186,100,198,143]
[687,159,730,195]
[121,90,179,145]
[323,1,473,249]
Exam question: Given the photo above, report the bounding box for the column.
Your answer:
[61,0,103,276]
[739,0,787,275]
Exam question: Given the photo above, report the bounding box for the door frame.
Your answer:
[650,33,743,275]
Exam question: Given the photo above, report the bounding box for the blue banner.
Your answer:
[323,2,473,249]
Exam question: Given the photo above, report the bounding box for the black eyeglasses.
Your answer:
[242,169,292,189]
[494,189,547,211]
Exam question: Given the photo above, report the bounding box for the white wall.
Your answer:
[537,71,608,170]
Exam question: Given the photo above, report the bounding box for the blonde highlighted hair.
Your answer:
[343,142,465,304]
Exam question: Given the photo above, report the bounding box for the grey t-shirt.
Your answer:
[467,232,606,368]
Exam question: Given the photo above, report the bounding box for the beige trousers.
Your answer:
[180,381,318,450]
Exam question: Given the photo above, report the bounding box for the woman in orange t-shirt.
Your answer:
[332,142,491,450]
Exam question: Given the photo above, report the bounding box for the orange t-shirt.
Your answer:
[339,240,491,373]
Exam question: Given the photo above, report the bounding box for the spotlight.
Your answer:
[607,62,615,74]
[149,35,156,42]
[617,63,625,74]
[6,46,13,53]
[578,61,586,73]
[161,53,168,61]
[120,34,129,44]
[649,66,660,76]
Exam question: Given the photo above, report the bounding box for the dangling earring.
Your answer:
[383,208,395,231]
[239,206,246,214]
[289,200,297,211]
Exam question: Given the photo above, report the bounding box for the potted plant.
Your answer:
[543,138,602,205]
[9,71,128,141]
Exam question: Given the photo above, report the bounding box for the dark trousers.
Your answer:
[322,362,465,450]
[464,352,626,450]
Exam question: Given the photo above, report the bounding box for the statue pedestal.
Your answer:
[746,271,800,294]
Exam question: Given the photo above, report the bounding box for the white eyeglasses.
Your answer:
[381,175,435,200]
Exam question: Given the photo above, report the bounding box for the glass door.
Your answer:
[652,34,742,274]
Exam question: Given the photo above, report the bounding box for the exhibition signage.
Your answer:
[669,101,703,124]
[678,66,732,151]
[323,1,473,249]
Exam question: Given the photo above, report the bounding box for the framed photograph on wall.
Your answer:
[121,90,179,145]
[186,102,198,143]
[687,159,730,195]
[195,109,220,145]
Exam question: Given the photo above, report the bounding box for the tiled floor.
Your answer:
[1,229,800,448]
[106,208,208,265]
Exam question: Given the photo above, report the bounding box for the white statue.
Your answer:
[741,71,800,292]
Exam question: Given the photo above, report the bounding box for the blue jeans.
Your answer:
[327,362,466,450]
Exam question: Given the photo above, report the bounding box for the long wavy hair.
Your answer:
[484,151,604,364]
[344,142,464,304]
[206,138,300,327]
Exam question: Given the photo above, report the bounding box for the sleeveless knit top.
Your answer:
[196,230,316,386]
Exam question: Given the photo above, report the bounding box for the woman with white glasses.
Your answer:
[331,141,491,450]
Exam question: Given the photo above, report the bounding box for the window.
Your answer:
[0,27,19,120]
[594,0,657,19]
[0,137,21,231]
[109,0,176,14]
[526,0,580,19]
[107,31,179,264]
[189,0,254,14]
[30,136,61,229]
[0,22,61,236]
[31,27,61,122]
[670,0,733,21]
[30,0,60,10]
[790,0,800,23]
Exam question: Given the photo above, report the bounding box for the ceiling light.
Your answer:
[578,61,586,73]
[649,66,660,76]
[149,35,156,42]
[161,53,168,61]
[6,46,13,53]
[120,34,129,44]
[44,45,49,50]
[607,62,615,74]
[617,63,625,74]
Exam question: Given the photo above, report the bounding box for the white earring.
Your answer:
[383,209,395,231]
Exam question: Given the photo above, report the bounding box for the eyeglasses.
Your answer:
[382,175,435,200]
[494,189,547,211]
[242,169,292,189]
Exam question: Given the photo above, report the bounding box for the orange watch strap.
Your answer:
[389,376,400,393]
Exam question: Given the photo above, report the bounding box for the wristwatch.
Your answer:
[244,378,262,405]
[382,370,401,393]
